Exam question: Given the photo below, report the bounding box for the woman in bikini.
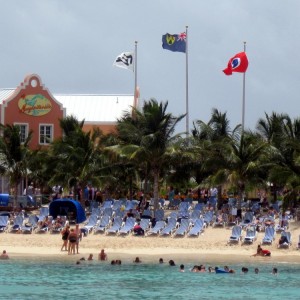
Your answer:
[68,229,77,255]
[61,225,70,251]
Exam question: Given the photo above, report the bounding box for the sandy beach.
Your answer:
[1,218,300,264]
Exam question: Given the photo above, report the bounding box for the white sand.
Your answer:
[1,219,300,264]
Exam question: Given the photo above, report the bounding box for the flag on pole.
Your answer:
[162,32,186,53]
[113,52,134,71]
[223,52,248,75]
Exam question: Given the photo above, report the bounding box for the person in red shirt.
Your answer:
[252,245,271,257]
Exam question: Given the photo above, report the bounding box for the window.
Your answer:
[39,124,53,145]
[14,123,28,143]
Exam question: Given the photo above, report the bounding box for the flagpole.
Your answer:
[185,25,189,137]
[242,41,246,133]
[134,41,138,98]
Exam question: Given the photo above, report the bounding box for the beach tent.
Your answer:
[49,199,86,224]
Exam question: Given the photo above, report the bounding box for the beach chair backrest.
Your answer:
[195,218,204,229]
[40,207,49,217]
[140,218,150,231]
[179,202,189,211]
[155,209,164,221]
[0,216,8,226]
[103,207,113,217]
[142,209,152,218]
[91,207,101,217]
[112,200,121,211]
[167,217,177,228]
[112,216,122,228]
[180,218,190,228]
[100,215,110,226]
[232,225,242,237]
[266,226,275,239]
[194,203,204,211]
[14,215,24,226]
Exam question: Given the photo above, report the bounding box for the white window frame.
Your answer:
[14,123,29,144]
[39,124,53,145]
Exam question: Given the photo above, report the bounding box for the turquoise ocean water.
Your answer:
[0,258,299,300]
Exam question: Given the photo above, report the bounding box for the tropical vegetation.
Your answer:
[0,100,299,211]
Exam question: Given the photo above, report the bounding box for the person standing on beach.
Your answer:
[75,224,82,254]
[68,229,77,255]
[61,225,70,251]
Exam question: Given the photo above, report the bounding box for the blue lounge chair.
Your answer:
[9,215,24,233]
[37,207,49,221]
[242,225,257,244]
[139,218,150,233]
[189,210,201,223]
[102,207,113,218]
[0,216,9,232]
[141,209,152,219]
[240,211,254,228]
[212,213,228,228]
[262,226,275,245]
[173,219,190,237]
[194,203,204,211]
[187,218,205,237]
[154,209,165,221]
[82,214,98,235]
[147,221,166,236]
[119,217,135,235]
[91,207,101,217]
[228,225,242,244]
[93,215,111,234]
[20,215,38,233]
[124,200,138,211]
[159,218,177,236]
[50,216,67,234]
[106,216,123,235]
[203,211,214,226]
[278,231,292,249]
[113,208,125,219]
[112,200,122,211]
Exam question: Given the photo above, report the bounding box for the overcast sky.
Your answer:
[1,0,299,133]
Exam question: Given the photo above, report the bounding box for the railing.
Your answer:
[0,194,52,208]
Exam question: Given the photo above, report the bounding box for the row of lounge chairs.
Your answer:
[81,214,207,237]
[227,224,292,248]
[0,213,67,234]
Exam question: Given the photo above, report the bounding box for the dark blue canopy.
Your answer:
[49,199,86,224]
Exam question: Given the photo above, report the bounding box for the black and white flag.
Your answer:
[113,52,134,71]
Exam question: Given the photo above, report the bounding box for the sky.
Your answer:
[1,0,300,133]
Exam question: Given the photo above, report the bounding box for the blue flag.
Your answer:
[162,32,186,53]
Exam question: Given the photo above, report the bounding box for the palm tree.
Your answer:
[114,99,185,210]
[48,116,103,195]
[256,113,300,205]
[192,108,239,205]
[0,124,32,208]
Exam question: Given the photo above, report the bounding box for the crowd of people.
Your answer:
[71,251,279,275]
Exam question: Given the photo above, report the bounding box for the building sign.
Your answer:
[18,94,52,116]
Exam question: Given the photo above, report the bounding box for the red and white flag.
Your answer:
[223,52,248,75]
